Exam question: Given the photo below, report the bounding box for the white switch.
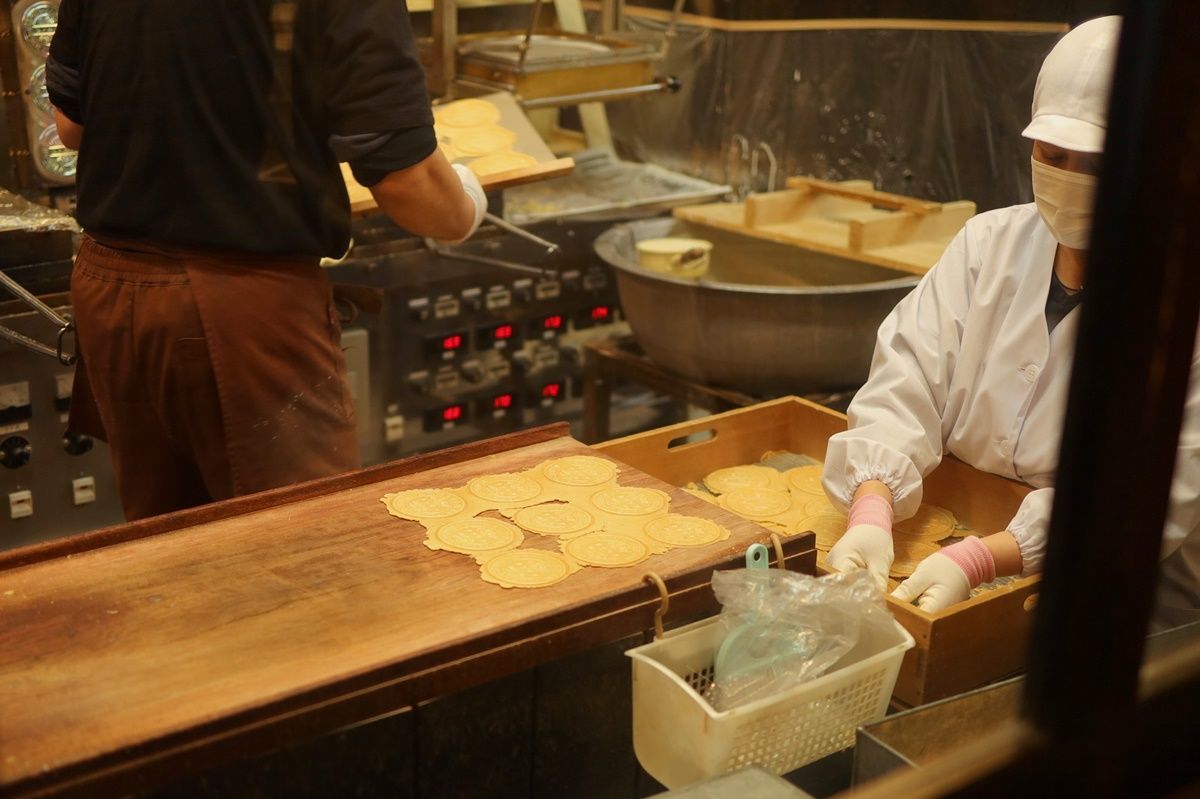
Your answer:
[384,415,405,443]
[72,476,96,506]
[8,490,32,520]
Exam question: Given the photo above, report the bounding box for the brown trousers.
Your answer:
[69,235,360,521]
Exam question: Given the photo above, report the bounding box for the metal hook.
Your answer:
[769,533,786,569]
[644,572,669,639]
[750,141,779,194]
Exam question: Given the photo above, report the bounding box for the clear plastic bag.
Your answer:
[705,568,894,711]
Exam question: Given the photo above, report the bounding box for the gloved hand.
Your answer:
[438,163,487,245]
[891,536,995,612]
[828,523,893,591]
[827,492,895,591]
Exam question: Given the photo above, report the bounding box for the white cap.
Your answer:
[1021,16,1122,154]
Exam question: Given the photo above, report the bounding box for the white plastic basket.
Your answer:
[626,613,914,789]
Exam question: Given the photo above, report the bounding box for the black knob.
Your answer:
[63,432,94,456]
[0,436,32,469]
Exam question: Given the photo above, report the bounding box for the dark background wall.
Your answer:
[627,1,1124,24]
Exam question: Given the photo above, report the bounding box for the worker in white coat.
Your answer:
[820,15,1200,628]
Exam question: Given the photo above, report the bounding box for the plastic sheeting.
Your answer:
[0,188,79,234]
[607,19,1062,212]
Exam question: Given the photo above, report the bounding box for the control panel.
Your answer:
[331,219,628,463]
[0,293,122,549]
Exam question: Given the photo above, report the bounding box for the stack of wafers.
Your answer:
[381,455,733,590]
[697,459,970,580]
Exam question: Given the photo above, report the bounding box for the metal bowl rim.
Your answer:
[594,220,921,296]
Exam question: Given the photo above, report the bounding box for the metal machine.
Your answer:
[329,217,628,466]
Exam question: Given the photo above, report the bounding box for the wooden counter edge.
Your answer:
[0,423,573,572]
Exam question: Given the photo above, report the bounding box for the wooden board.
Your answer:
[343,92,576,216]
[596,397,1040,707]
[674,180,975,276]
[0,424,813,796]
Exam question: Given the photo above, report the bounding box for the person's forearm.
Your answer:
[53,107,82,150]
[853,479,894,504]
[369,150,476,240]
[982,531,1023,576]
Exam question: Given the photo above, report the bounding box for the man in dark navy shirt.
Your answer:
[47,0,486,519]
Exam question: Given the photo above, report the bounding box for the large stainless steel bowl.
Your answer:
[593,217,920,395]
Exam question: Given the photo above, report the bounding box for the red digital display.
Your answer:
[541,382,563,399]
[590,305,611,321]
[442,405,464,422]
[542,315,564,331]
[442,334,464,351]
[493,324,514,341]
[492,393,514,410]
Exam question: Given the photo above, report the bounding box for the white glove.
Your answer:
[827,523,893,591]
[891,552,971,612]
[439,163,487,245]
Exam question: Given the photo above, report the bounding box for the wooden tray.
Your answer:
[673,178,975,276]
[343,92,575,216]
[596,398,1040,708]
[0,424,813,797]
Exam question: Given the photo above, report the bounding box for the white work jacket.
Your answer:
[822,204,1200,624]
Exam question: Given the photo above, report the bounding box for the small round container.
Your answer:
[636,237,713,278]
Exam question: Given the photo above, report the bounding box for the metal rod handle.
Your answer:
[517,0,546,72]
[519,77,680,109]
[484,212,559,254]
[0,268,70,329]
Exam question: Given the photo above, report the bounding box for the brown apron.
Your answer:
[69,234,359,520]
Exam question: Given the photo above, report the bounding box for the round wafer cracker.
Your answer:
[895,504,957,542]
[542,455,617,487]
[784,465,825,495]
[803,496,838,516]
[718,488,792,519]
[590,487,669,516]
[430,518,523,556]
[481,549,574,589]
[890,540,942,577]
[796,512,848,550]
[703,465,778,494]
[385,489,467,520]
[563,532,649,567]
[451,125,517,157]
[435,98,501,128]
[513,503,594,537]
[468,473,542,504]
[469,150,536,177]
[644,515,727,548]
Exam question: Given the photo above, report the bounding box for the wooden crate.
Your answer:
[595,397,1040,707]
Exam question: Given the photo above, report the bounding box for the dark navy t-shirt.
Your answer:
[48,0,435,257]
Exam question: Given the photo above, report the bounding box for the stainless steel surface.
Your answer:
[503,150,730,225]
[426,241,553,278]
[853,677,1023,785]
[518,78,676,109]
[650,766,813,798]
[593,216,918,395]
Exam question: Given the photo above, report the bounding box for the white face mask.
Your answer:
[1031,157,1098,249]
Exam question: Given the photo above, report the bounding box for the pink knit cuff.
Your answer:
[848,494,893,535]
[940,536,996,587]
